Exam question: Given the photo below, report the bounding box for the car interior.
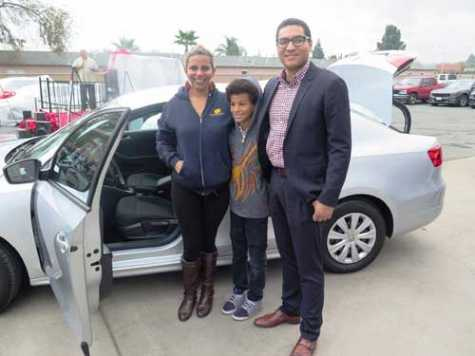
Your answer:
[100,104,180,251]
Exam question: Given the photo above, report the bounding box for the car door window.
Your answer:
[50,111,124,204]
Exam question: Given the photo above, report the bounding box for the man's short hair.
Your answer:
[226,79,259,105]
[184,45,215,70]
[275,18,312,41]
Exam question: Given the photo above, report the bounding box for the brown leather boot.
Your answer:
[196,251,217,318]
[178,258,201,321]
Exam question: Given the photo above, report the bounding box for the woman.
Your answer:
[156,45,233,321]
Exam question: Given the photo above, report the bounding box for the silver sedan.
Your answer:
[0,52,445,353]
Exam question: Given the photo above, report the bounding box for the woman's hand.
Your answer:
[175,160,184,174]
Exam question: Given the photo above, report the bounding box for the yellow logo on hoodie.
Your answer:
[210,107,224,117]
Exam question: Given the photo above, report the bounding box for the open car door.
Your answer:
[328,50,415,126]
[32,108,129,355]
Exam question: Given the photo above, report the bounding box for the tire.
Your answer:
[431,103,438,106]
[321,200,386,273]
[408,94,417,105]
[0,243,24,313]
[458,95,468,107]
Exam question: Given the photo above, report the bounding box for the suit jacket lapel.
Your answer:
[285,63,317,137]
[262,78,280,118]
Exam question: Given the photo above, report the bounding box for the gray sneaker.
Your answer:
[222,293,246,315]
[232,297,262,321]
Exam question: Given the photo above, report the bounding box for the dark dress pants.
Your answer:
[269,170,325,342]
[80,83,97,111]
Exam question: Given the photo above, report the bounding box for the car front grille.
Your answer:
[432,93,450,98]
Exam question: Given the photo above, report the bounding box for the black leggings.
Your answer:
[172,181,229,261]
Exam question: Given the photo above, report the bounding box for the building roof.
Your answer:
[0,50,330,69]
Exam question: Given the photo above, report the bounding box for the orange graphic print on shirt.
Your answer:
[231,143,260,202]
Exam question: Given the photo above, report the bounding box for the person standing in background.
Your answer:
[72,49,99,111]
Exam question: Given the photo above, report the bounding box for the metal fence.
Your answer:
[38,76,107,113]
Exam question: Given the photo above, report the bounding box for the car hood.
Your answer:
[431,86,466,94]
[393,85,415,90]
[328,51,415,126]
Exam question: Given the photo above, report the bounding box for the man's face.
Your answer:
[80,50,88,59]
[276,25,312,72]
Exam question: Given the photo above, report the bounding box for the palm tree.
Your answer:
[174,30,199,53]
[215,36,246,56]
[112,37,140,51]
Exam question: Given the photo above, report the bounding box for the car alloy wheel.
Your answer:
[327,213,377,264]
[408,94,417,105]
[321,200,386,273]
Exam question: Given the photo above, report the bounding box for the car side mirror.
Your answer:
[3,159,41,184]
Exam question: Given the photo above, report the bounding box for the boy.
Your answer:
[222,78,269,321]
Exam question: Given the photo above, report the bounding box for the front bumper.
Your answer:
[393,93,410,104]
[429,96,458,105]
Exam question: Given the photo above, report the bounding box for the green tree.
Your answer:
[466,54,475,66]
[312,40,325,59]
[112,37,140,51]
[174,30,198,53]
[377,25,406,50]
[215,36,246,56]
[0,0,71,52]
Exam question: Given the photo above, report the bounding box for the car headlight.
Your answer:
[399,90,407,94]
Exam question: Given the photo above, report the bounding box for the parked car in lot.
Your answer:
[0,52,445,353]
[429,79,475,107]
[393,76,443,104]
[0,76,50,126]
[469,84,475,109]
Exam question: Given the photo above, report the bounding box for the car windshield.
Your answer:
[396,78,420,86]
[18,114,91,162]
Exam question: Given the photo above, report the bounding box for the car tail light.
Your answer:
[428,145,442,167]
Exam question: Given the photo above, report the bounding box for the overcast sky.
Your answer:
[42,0,475,63]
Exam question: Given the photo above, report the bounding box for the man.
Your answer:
[72,49,99,111]
[255,18,352,356]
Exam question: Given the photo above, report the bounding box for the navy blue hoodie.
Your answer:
[156,86,233,191]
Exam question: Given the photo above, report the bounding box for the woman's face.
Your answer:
[186,54,215,91]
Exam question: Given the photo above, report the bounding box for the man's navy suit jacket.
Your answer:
[257,62,352,207]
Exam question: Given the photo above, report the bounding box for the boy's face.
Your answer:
[230,93,255,126]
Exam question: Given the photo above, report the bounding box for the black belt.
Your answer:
[273,167,287,177]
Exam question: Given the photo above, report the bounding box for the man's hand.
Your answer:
[175,160,184,174]
[312,200,334,222]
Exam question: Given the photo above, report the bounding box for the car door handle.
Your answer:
[55,231,70,254]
